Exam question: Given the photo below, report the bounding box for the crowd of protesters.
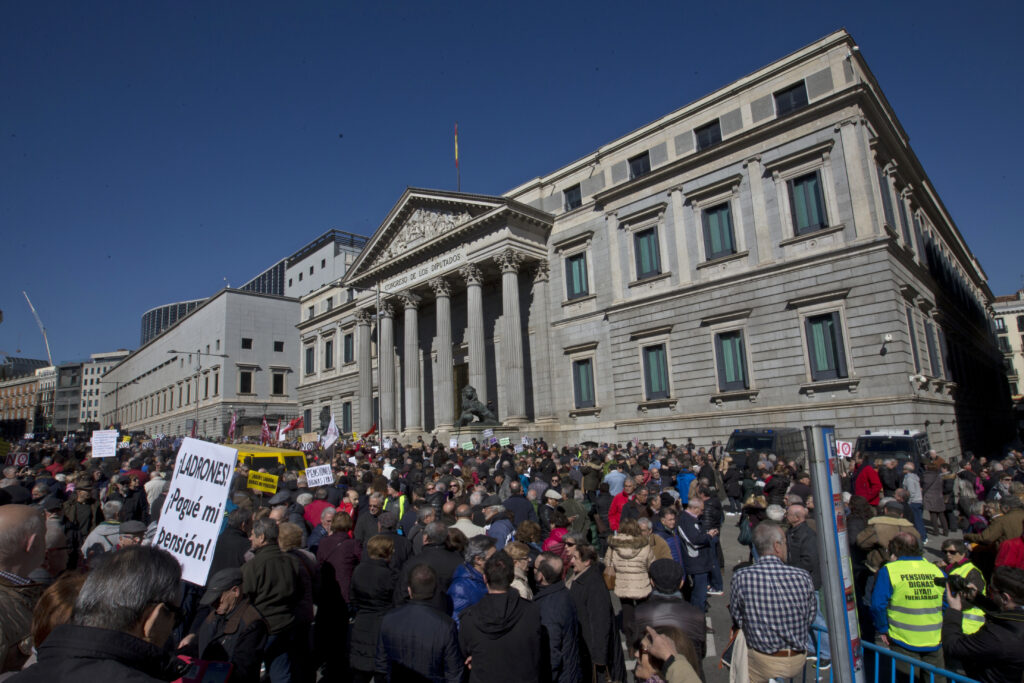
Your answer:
[0,433,1022,683]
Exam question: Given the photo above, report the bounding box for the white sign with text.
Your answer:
[90,430,119,458]
[305,464,335,488]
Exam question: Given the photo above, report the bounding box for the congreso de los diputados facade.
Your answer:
[295,30,1011,457]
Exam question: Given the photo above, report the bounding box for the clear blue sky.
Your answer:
[2,1,1022,364]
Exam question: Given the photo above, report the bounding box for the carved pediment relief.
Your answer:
[375,207,473,264]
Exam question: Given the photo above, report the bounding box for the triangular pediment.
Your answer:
[344,188,550,286]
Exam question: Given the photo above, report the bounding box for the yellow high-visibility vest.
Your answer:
[885,559,944,649]
[949,561,986,635]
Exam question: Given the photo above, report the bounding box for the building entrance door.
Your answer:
[453,363,468,418]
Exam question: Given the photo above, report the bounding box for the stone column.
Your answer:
[378,300,396,435]
[399,291,422,432]
[531,261,555,420]
[460,263,487,404]
[495,249,526,423]
[836,119,874,239]
[355,308,374,433]
[430,277,454,429]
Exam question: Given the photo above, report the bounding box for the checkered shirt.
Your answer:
[729,555,816,654]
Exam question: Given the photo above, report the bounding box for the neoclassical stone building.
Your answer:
[296,30,1011,457]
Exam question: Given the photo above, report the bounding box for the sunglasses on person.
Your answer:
[942,549,959,555]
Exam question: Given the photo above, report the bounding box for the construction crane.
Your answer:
[22,291,53,366]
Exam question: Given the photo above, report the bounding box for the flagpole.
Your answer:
[455,122,460,192]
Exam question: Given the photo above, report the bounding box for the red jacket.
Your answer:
[995,536,1024,570]
[608,491,630,531]
[853,464,882,505]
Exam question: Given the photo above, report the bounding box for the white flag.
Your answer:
[323,413,339,449]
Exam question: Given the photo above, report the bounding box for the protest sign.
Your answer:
[247,471,279,494]
[154,438,237,586]
[482,428,494,438]
[461,441,473,451]
[521,436,530,446]
[305,464,334,488]
[499,437,511,447]
[301,433,319,443]
[382,438,392,450]
[514,444,524,454]
[90,430,119,458]
[121,435,131,445]
[489,437,498,446]
[449,438,458,449]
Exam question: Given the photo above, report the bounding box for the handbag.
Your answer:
[603,565,616,590]
[737,515,753,546]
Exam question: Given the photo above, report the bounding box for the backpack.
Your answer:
[737,514,754,546]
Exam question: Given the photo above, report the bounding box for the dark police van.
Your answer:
[852,429,931,470]
[725,428,807,468]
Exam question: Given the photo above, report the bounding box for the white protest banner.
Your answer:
[836,440,854,458]
[305,464,334,488]
[154,438,237,586]
[514,444,524,454]
[323,414,340,450]
[461,441,474,451]
[521,436,530,446]
[449,438,458,449]
[382,438,393,450]
[482,428,494,438]
[499,437,511,447]
[90,430,119,458]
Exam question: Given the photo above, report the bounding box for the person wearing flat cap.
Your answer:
[177,568,269,683]
[118,521,147,548]
[539,488,561,535]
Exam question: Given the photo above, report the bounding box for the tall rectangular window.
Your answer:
[694,120,722,151]
[303,409,312,434]
[342,402,352,434]
[715,331,749,391]
[565,253,589,299]
[572,359,596,408]
[324,340,334,370]
[702,203,736,260]
[239,371,252,394]
[805,312,848,381]
[203,376,209,399]
[634,228,661,280]
[642,344,670,399]
[897,196,913,249]
[628,152,651,180]
[876,165,896,228]
[343,333,354,363]
[925,321,942,377]
[305,346,315,375]
[788,171,828,235]
[564,184,582,211]
[272,372,285,395]
[998,336,1011,352]
[214,373,219,395]
[1017,315,1024,332]
[995,318,1006,332]
[774,81,808,116]
[906,307,921,373]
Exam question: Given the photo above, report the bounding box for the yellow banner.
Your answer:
[247,470,279,494]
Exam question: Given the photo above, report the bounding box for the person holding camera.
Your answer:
[942,566,1024,683]
[940,540,986,634]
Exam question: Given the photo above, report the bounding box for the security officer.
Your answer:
[941,540,986,635]
[870,532,946,672]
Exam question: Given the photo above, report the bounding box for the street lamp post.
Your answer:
[168,350,229,438]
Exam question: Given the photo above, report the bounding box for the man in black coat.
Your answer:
[533,553,581,683]
[371,511,413,570]
[179,568,268,683]
[209,508,252,576]
[504,481,538,527]
[942,566,1024,683]
[459,550,545,683]
[395,521,462,613]
[376,564,463,682]
[677,498,717,612]
[568,544,625,683]
[784,504,821,590]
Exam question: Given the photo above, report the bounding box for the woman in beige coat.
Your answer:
[605,518,654,638]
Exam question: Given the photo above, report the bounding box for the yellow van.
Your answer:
[230,444,308,472]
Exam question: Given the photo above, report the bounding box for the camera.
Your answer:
[934,574,972,597]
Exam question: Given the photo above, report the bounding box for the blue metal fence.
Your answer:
[784,626,980,683]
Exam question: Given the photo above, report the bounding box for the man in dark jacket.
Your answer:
[533,552,581,683]
[376,564,463,682]
[179,568,268,683]
[653,508,684,566]
[372,511,412,570]
[677,498,717,611]
[503,481,538,527]
[11,546,187,683]
[354,492,383,545]
[633,559,706,665]
[568,544,625,682]
[209,508,252,576]
[395,521,462,612]
[448,536,496,625]
[241,517,301,683]
[459,550,545,683]
[785,504,820,589]
[942,566,1024,682]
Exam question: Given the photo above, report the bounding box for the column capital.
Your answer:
[459,263,483,286]
[429,277,452,298]
[355,308,374,325]
[494,248,524,274]
[378,300,394,319]
[532,260,550,284]
[397,291,421,310]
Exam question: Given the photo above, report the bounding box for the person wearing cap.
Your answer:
[178,568,269,683]
[118,521,147,548]
[539,487,562,535]
[633,558,707,667]
[855,499,921,575]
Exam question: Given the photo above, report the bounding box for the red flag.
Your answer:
[280,415,304,437]
[362,422,377,438]
[190,420,197,438]
[228,411,237,440]
[260,416,270,445]
[276,419,283,442]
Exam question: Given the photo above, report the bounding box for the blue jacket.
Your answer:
[676,471,696,504]
[503,495,538,527]
[447,563,487,625]
[534,582,581,683]
[652,519,684,566]
[676,511,714,574]
[486,517,515,550]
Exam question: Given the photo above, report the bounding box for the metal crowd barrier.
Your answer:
[782,626,980,683]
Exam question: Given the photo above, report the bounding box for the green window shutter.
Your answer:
[565,254,589,299]
[716,331,748,391]
[635,229,661,279]
[643,345,669,399]
[790,172,826,235]
[702,203,735,260]
[573,359,595,408]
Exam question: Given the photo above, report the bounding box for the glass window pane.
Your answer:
[790,172,826,234]
[573,359,595,408]
[643,345,669,399]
